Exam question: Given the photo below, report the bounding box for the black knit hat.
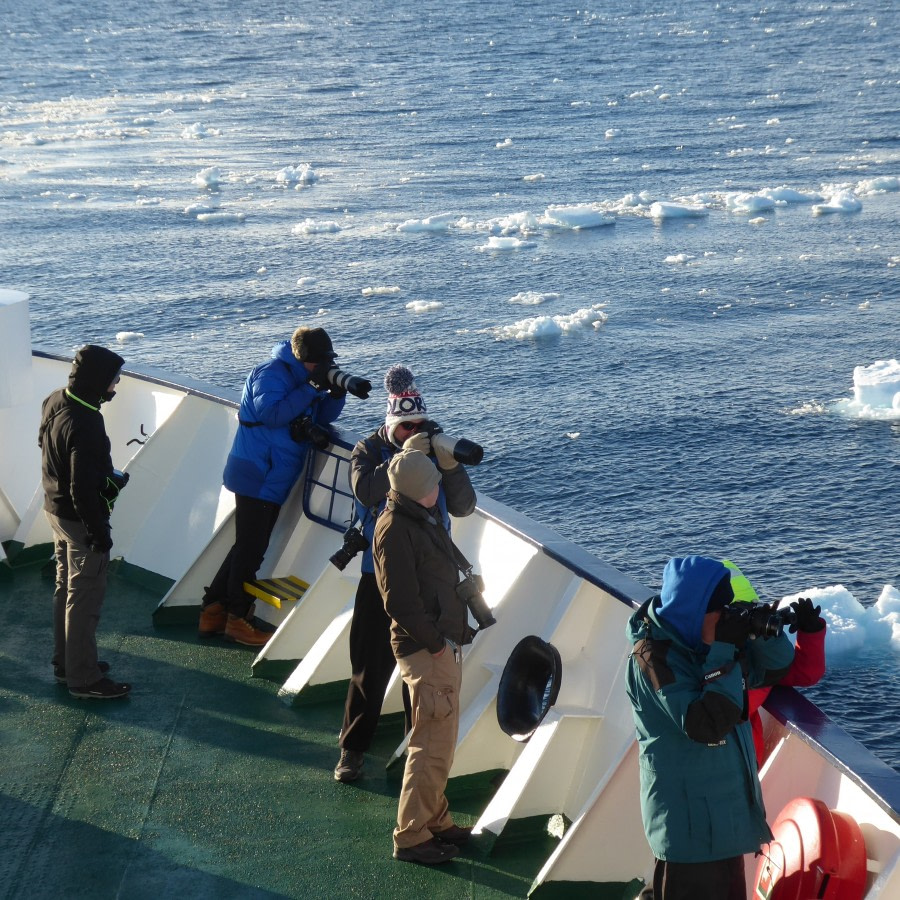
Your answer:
[707,574,735,613]
[291,326,335,365]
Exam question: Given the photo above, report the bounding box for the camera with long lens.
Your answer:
[329,524,370,571]
[457,572,495,630]
[289,414,332,451]
[719,601,797,640]
[313,366,372,400]
[423,421,484,466]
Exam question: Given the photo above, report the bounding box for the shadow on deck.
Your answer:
[0,556,636,900]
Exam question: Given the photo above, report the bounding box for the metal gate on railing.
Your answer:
[301,437,356,533]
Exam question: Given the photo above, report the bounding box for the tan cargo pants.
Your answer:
[393,644,462,849]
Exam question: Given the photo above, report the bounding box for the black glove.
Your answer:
[789,597,825,633]
[89,532,113,554]
[714,606,751,646]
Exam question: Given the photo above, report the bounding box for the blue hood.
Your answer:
[656,556,729,650]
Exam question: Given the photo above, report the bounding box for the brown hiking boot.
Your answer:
[432,824,472,846]
[393,838,460,865]
[198,601,227,637]
[334,749,365,783]
[224,613,272,647]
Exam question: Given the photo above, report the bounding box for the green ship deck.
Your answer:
[0,552,638,900]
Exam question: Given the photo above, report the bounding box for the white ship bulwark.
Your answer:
[2,287,898,897]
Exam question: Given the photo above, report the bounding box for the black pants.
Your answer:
[652,855,746,900]
[204,494,281,619]
[339,572,411,752]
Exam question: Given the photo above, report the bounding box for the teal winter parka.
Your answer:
[625,555,794,864]
[223,341,345,505]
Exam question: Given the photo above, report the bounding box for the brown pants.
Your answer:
[394,645,462,849]
[47,513,110,687]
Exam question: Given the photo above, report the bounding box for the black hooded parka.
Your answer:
[38,345,124,548]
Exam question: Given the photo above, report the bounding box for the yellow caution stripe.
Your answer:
[243,575,309,609]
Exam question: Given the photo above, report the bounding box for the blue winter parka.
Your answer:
[223,341,345,504]
[624,556,794,864]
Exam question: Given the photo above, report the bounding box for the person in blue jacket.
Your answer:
[625,555,794,900]
[199,326,357,646]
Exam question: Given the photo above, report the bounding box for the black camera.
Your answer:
[457,572,496,631]
[329,525,370,571]
[289,414,332,451]
[424,421,484,466]
[312,366,372,400]
[719,601,797,640]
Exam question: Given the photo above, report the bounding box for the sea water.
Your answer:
[1,0,898,769]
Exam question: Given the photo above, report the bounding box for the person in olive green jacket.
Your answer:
[373,449,475,867]
[625,555,794,900]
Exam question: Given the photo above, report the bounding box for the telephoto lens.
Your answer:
[325,367,372,399]
[429,430,484,466]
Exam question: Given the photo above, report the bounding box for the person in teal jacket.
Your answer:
[625,555,794,900]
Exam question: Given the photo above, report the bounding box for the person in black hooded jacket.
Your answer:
[38,344,132,699]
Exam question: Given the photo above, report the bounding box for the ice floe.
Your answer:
[292,219,341,235]
[276,163,318,187]
[788,584,900,659]
[812,190,862,215]
[362,286,401,296]
[833,359,900,420]
[650,201,708,219]
[494,304,608,340]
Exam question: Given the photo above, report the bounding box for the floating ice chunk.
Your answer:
[396,213,455,233]
[297,276,315,286]
[406,300,443,313]
[494,304,608,340]
[495,138,513,149]
[523,173,545,182]
[184,202,218,216]
[782,584,900,659]
[539,204,615,229]
[292,219,341,235]
[760,185,823,204]
[833,359,900,420]
[508,291,558,305]
[874,585,900,650]
[193,167,220,189]
[605,128,620,138]
[362,286,401,296]
[276,163,318,186]
[664,253,695,264]
[196,211,245,224]
[856,176,899,195]
[115,331,145,343]
[480,236,535,251]
[489,212,541,236]
[726,192,776,214]
[812,190,862,215]
[181,122,220,139]
[565,432,581,439]
[649,201,707,219]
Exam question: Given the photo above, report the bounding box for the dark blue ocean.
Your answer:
[2,0,898,768]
